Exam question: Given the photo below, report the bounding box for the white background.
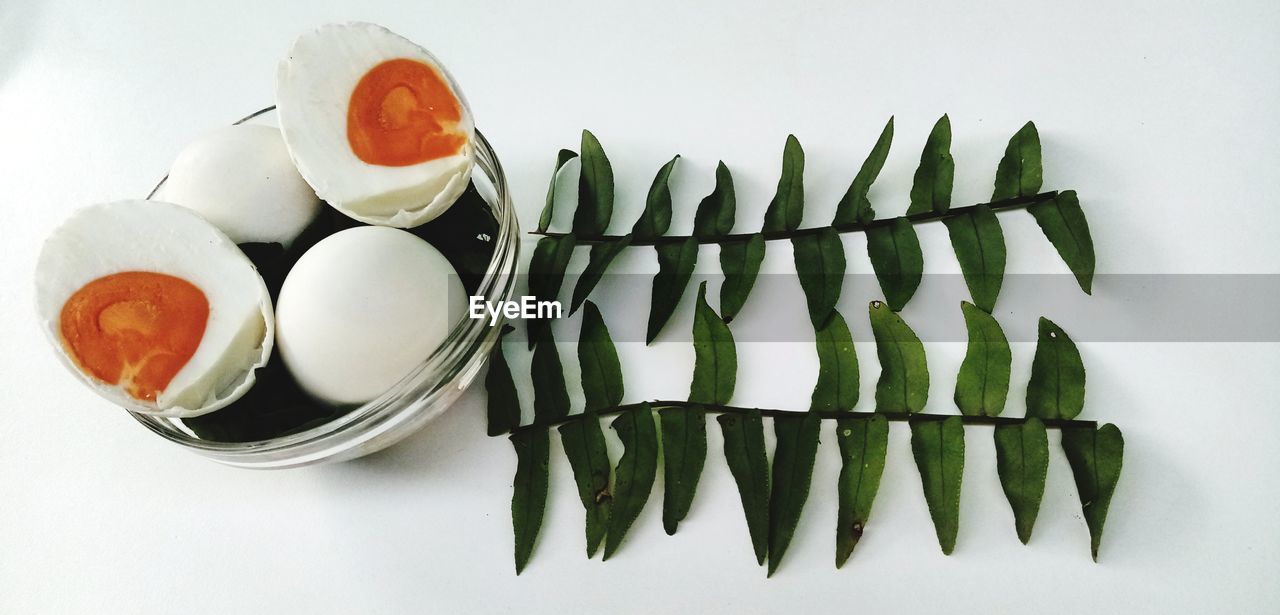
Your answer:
[2,1,1278,613]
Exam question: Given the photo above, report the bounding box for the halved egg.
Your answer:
[35,201,274,417]
[276,22,476,228]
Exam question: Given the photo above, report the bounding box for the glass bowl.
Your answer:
[129,108,519,469]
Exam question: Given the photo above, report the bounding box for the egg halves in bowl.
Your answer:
[35,201,274,418]
[276,22,476,228]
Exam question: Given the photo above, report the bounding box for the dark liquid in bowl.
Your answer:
[178,183,499,442]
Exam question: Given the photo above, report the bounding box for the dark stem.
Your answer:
[508,399,1097,436]
[528,191,1059,246]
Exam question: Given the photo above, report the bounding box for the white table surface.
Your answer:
[2,1,1278,613]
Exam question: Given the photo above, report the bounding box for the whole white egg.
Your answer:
[159,124,320,246]
[35,200,275,417]
[274,226,466,405]
[276,22,476,228]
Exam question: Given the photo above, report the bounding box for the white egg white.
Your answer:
[158,124,320,247]
[35,200,275,417]
[276,22,476,228]
[274,226,465,405]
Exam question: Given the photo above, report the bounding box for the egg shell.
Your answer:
[276,22,476,228]
[158,124,320,247]
[35,200,275,417]
[274,226,466,405]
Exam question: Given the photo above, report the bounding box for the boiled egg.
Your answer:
[35,201,275,417]
[274,226,465,405]
[158,124,320,247]
[276,22,476,228]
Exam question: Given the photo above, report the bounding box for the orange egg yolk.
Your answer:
[59,271,209,402]
[346,58,466,167]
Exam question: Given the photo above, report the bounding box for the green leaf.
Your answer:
[579,301,624,411]
[717,410,770,565]
[604,404,659,560]
[693,161,736,240]
[993,418,1049,544]
[865,217,923,311]
[538,149,577,232]
[559,415,612,557]
[530,331,570,421]
[573,129,614,236]
[659,406,707,535]
[992,121,1042,201]
[569,235,632,314]
[943,204,1006,313]
[510,429,550,573]
[792,228,846,328]
[689,282,737,405]
[1028,190,1095,294]
[811,309,858,412]
[907,115,954,215]
[909,416,965,554]
[834,116,893,226]
[632,155,680,241]
[485,341,521,436]
[719,233,766,322]
[646,236,699,344]
[526,234,577,349]
[835,415,889,567]
[767,413,821,576]
[869,301,929,413]
[762,134,805,232]
[954,301,1011,417]
[1026,317,1085,420]
[1061,424,1124,561]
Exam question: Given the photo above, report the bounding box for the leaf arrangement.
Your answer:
[492,118,1122,575]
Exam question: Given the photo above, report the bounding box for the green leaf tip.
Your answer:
[869,301,929,414]
[835,415,889,567]
[1028,190,1095,294]
[1062,423,1124,561]
[834,116,893,226]
[1026,316,1085,420]
[646,236,699,344]
[908,115,954,216]
[485,340,521,436]
[559,414,613,557]
[767,413,821,576]
[811,309,858,412]
[719,233,766,321]
[944,204,1006,313]
[538,148,578,233]
[603,404,659,560]
[573,129,615,236]
[718,410,770,565]
[792,227,846,328]
[762,134,806,233]
[910,415,965,555]
[693,161,736,240]
[954,301,1011,417]
[994,418,1048,544]
[660,406,708,535]
[866,217,924,311]
[569,235,632,315]
[579,301,624,411]
[511,430,550,574]
[632,155,681,240]
[690,282,737,406]
[993,121,1042,201]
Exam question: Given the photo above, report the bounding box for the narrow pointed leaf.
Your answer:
[511,430,550,573]
[834,116,893,226]
[910,416,965,554]
[485,341,521,436]
[693,161,736,240]
[762,134,805,232]
[907,115,954,215]
[811,310,858,412]
[559,415,612,557]
[660,406,707,535]
[719,233,766,322]
[835,415,889,567]
[603,404,659,560]
[573,130,614,236]
[944,204,1006,312]
[579,301,623,411]
[569,235,631,314]
[792,228,846,328]
[632,155,680,240]
[538,149,577,232]
[718,410,770,565]
[994,418,1049,544]
[1061,424,1124,561]
[993,121,1042,200]
[866,217,923,311]
[870,301,929,413]
[954,301,1011,417]
[690,282,737,405]
[526,234,577,349]
[1028,190,1095,294]
[1026,317,1085,420]
[767,413,821,576]
[531,332,570,421]
[647,237,699,344]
